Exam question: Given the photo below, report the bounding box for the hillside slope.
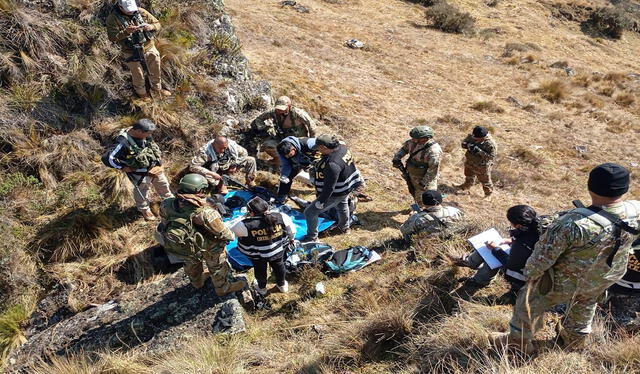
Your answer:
[2,0,640,373]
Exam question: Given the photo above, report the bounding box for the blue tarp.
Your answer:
[223,190,335,270]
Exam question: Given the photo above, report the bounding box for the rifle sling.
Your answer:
[403,142,434,169]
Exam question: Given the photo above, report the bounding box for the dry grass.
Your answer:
[614,92,635,107]
[532,80,570,103]
[425,2,476,34]
[470,100,504,113]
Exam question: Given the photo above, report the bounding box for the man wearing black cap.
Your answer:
[399,190,463,241]
[302,134,363,241]
[492,163,640,353]
[102,118,173,220]
[458,126,497,197]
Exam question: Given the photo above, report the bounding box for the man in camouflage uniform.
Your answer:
[492,163,640,352]
[159,174,246,295]
[400,190,464,242]
[105,0,171,99]
[102,118,173,221]
[251,96,316,166]
[393,126,443,207]
[458,126,497,197]
[190,136,257,194]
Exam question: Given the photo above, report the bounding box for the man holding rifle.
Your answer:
[102,119,173,221]
[457,125,497,198]
[106,0,170,100]
[392,126,442,208]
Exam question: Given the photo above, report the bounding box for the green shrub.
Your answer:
[425,3,475,34]
[0,173,42,199]
[587,7,631,39]
[0,303,30,358]
[210,32,242,56]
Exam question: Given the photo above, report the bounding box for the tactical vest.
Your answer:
[616,245,640,290]
[312,145,361,197]
[406,141,437,169]
[275,110,300,138]
[114,7,156,48]
[237,213,288,261]
[118,128,161,169]
[160,198,219,258]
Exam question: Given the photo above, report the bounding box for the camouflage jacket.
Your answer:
[253,107,316,139]
[400,205,464,239]
[190,139,250,179]
[106,7,160,52]
[461,134,497,167]
[525,201,640,296]
[160,194,235,245]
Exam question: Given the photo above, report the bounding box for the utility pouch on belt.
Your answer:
[538,268,554,295]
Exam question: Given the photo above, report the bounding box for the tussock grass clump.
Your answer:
[471,101,504,113]
[210,31,243,56]
[614,92,635,107]
[5,82,42,112]
[0,220,38,308]
[35,209,117,262]
[532,80,570,103]
[425,2,475,34]
[0,301,33,360]
[502,42,541,57]
[98,168,133,210]
[511,145,546,167]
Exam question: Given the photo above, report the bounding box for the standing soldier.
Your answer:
[190,136,257,194]
[492,163,640,352]
[159,174,247,295]
[106,0,171,100]
[251,96,316,166]
[458,126,497,197]
[102,118,173,221]
[392,126,442,207]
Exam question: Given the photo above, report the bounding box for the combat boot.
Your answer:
[555,324,588,351]
[215,277,247,296]
[489,332,535,354]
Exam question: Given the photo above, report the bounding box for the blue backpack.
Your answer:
[325,246,373,274]
[285,242,335,274]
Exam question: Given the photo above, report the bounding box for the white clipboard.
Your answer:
[467,228,510,270]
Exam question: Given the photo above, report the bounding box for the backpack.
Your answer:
[325,246,374,274]
[161,199,212,258]
[285,242,335,274]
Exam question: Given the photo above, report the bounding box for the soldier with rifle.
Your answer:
[106,0,171,100]
[102,118,173,221]
[457,126,497,198]
[392,126,443,208]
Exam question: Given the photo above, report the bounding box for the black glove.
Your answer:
[469,144,481,154]
[392,159,403,169]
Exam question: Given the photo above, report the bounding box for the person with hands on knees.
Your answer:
[230,197,296,295]
[275,136,319,204]
[301,135,363,242]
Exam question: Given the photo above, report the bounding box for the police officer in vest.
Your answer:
[160,174,247,295]
[230,197,296,295]
[275,136,319,204]
[102,118,173,220]
[302,135,363,242]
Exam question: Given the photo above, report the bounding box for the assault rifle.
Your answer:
[395,161,416,197]
[222,174,250,190]
[124,27,150,91]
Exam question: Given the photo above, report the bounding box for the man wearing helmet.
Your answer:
[392,126,443,207]
[250,96,316,167]
[159,174,247,295]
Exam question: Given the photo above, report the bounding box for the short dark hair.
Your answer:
[277,140,296,156]
[506,205,537,228]
[316,134,340,149]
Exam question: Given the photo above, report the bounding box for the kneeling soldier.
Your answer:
[400,190,464,242]
[160,174,246,294]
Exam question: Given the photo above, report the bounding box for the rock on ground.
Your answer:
[7,270,245,372]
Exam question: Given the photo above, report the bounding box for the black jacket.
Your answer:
[312,144,362,204]
[494,228,539,288]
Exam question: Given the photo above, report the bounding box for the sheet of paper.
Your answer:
[467,228,511,270]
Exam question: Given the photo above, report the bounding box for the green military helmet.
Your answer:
[178,173,209,194]
[410,126,434,139]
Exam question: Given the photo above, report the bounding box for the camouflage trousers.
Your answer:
[509,277,605,348]
[461,163,493,195]
[182,246,234,290]
[406,165,438,206]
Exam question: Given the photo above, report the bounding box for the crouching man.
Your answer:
[159,173,247,295]
[400,190,463,242]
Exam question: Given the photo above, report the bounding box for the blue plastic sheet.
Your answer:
[223,190,335,270]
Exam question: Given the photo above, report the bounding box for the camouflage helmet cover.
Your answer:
[179,174,209,194]
[410,126,434,139]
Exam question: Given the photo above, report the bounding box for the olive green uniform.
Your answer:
[459,134,497,195]
[393,140,442,205]
[160,194,242,293]
[509,201,640,348]
[252,107,316,165]
[106,7,162,96]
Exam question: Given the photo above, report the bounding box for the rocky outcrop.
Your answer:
[7,270,245,372]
